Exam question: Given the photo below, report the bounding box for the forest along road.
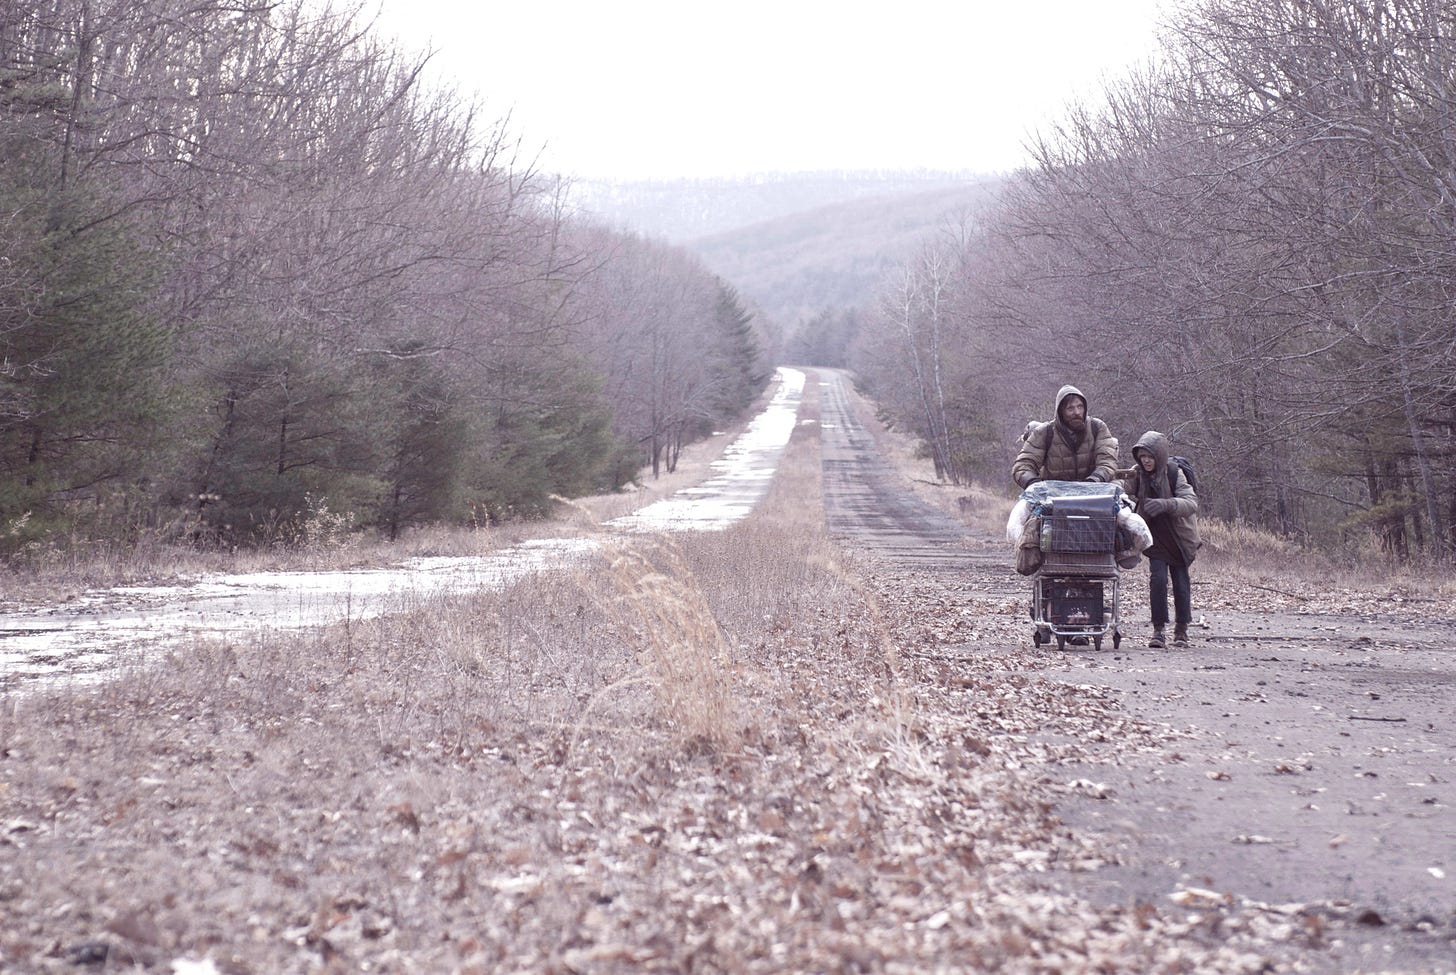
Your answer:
[0,370,806,691]
[812,368,1456,967]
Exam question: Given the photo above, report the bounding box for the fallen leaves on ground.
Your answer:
[0,544,1432,974]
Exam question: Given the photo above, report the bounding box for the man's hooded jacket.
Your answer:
[1012,384,1119,487]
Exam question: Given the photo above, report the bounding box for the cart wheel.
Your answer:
[1055,634,1066,652]
[1112,629,1122,650]
[1032,628,1043,647]
[1094,635,1104,651]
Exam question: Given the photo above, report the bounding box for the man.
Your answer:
[1011,385,1120,488]
[1122,431,1200,648]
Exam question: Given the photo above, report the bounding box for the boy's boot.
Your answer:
[1173,625,1188,648]
[1148,626,1166,649]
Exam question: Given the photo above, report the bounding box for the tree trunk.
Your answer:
[1391,318,1446,559]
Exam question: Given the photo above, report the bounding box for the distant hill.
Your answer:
[567,170,1005,337]
[687,178,1003,330]
[568,170,996,243]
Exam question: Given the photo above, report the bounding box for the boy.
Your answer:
[1124,431,1200,648]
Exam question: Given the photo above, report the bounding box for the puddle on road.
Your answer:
[607,369,802,533]
[0,537,603,689]
[1,369,805,689]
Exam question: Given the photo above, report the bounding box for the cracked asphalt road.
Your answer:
[812,366,1456,972]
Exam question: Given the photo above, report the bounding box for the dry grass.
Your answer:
[586,538,737,747]
[0,386,951,974]
[685,390,895,662]
[1193,518,1456,611]
[2,379,1425,974]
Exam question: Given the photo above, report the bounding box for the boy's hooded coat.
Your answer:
[1124,430,1200,566]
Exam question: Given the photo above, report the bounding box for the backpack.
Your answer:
[1168,455,1198,494]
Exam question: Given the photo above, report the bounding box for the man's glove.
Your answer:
[1139,498,1167,518]
[1084,473,1105,482]
[1018,473,1041,489]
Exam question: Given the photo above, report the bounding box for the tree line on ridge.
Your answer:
[0,0,769,551]
[843,0,1454,562]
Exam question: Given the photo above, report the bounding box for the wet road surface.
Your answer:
[809,367,1456,969]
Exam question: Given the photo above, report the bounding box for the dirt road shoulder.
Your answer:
[1037,596,1456,971]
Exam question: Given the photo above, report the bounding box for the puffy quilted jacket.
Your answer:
[1011,385,1120,487]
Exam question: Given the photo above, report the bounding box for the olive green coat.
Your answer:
[1012,385,1120,487]
[1120,430,1200,565]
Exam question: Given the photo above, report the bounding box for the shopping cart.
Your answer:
[1021,481,1124,651]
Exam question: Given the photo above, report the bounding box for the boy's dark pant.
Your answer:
[1148,557,1191,631]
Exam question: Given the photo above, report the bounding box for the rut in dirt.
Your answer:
[815,369,1009,591]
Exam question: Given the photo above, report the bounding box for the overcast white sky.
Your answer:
[368,1,1170,181]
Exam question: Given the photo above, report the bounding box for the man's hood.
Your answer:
[1055,384,1087,417]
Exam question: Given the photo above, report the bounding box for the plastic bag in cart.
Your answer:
[1008,480,1150,567]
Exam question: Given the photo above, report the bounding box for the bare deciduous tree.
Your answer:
[854,0,1455,560]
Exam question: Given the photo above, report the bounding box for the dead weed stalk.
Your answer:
[587,538,738,750]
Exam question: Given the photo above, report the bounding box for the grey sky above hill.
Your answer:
[371,0,1171,181]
